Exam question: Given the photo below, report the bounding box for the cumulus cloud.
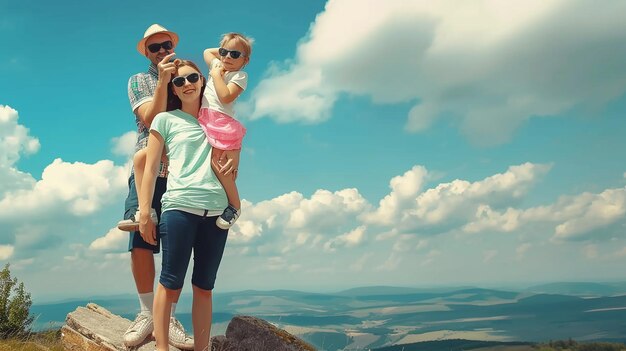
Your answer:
[366,163,551,234]
[246,0,626,145]
[0,106,38,196]
[0,105,39,166]
[232,189,371,254]
[89,227,127,252]
[363,166,428,226]
[324,225,367,252]
[0,158,127,221]
[111,131,137,157]
[552,188,626,241]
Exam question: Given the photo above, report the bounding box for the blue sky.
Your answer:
[2,0,626,302]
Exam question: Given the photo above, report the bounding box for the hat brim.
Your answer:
[137,31,179,56]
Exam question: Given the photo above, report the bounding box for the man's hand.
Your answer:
[157,53,177,82]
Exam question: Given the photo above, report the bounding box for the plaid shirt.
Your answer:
[127,64,168,177]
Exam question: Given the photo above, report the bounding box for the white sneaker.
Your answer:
[123,313,154,347]
[169,317,194,350]
[117,208,158,232]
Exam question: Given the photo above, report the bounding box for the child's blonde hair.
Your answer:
[220,32,254,57]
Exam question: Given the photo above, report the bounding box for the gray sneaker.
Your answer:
[169,317,194,350]
[216,205,240,229]
[123,313,153,347]
[117,208,158,232]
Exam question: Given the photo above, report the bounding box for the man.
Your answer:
[121,24,193,350]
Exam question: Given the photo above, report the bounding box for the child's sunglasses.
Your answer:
[172,73,200,87]
[147,40,173,53]
[218,47,245,59]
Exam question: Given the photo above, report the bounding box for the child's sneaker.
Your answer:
[216,205,240,229]
[117,208,158,232]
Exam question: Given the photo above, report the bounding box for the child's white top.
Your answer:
[202,58,248,119]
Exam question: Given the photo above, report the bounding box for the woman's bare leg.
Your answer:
[192,285,213,351]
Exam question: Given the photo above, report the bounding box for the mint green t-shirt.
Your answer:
[150,109,228,212]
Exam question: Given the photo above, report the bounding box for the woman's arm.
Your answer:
[139,130,165,245]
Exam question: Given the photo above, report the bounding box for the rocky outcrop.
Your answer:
[63,303,316,351]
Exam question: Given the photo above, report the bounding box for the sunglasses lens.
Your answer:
[230,51,241,59]
[172,77,185,87]
[187,73,200,83]
[147,41,173,53]
[147,43,161,53]
[218,48,228,57]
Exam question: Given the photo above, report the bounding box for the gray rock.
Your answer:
[221,315,316,351]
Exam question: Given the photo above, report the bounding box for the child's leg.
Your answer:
[211,148,241,209]
[192,285,213,351]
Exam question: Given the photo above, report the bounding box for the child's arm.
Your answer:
[209,61,245,104]
[203,48,220,67]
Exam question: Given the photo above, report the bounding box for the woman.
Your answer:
[139,59,230,351]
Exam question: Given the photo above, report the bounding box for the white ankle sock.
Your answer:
[171,302,177,317]
[138,292,154,315]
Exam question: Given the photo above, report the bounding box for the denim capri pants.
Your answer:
[159,210,229,291]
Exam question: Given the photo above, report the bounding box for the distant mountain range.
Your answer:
[30,282,626,351]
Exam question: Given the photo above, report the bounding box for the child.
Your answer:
[200,32,252,229]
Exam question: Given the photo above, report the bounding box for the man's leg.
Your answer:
[131,248,155,293]
[123,173,159,347]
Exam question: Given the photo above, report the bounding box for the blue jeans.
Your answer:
[124,173,167,253]
[159,210,229,290]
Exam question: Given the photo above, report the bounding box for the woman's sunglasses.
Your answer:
[147,40,173,53]
[172,73,200,87]
[218,47,245,59]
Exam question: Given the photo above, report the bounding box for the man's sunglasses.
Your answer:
[172,73,200,87]
[147,40,173,53]
[218,47,245,59]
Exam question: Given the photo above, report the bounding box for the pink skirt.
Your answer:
[198,108,246,150]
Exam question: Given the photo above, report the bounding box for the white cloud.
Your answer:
[246,0,626,145]
[463,206,522,234]
[363,166,428,226]
[367,163,550,234]
[286,188,370,230]
[552,188,626,241]
[0,105,40,166]
[111,131,137,157]
[0,244,14,260]
[0,158,127,220]
[0,106,38,197]
[324,226,367,252]
[233,189,371,255]
[89,227,127,252]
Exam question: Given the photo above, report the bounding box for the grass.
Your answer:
[0,329,63,351]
